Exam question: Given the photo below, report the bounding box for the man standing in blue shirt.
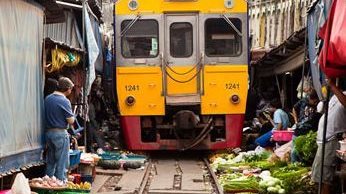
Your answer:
[45,77,75,181]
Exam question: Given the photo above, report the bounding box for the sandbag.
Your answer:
[11,173,31,194]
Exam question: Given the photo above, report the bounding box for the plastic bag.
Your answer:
[318,0,346,77]
[296,76,312,99]
[274,140,292,160]
[11,173,31,194]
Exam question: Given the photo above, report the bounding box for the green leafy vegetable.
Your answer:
[220,174,260,192]
[294,131,317,164]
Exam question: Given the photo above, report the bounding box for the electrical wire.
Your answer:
[163,56,203,83]
[165,66,202,83]
[165,62,198,75]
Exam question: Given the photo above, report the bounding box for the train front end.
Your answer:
[115,0,248,150]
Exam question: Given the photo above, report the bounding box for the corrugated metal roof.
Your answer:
[36,0,102,23]
[45,10,82,49]
[35,0,66,24]
[57,0,102,21]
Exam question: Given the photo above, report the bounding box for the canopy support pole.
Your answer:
[318,86,330,194]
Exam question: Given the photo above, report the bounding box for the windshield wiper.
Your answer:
[221,14,242,37]
[120,14,141,37]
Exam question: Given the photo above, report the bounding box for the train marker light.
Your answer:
[224,0,234,9]
[126,96,136,106]
[128,0,139,11]
[230,94,240,104]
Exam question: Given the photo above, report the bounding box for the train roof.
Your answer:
[115,0,247,15]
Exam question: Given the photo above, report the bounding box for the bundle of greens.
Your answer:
[271,163,310,193]
[258,171,285,194]
[294,131,317,164]
[244,151,272,163]
[219,173,260,192]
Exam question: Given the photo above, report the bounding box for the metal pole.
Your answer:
[318,86,330,194]
[300,27,308,99]
[82,0,87,153]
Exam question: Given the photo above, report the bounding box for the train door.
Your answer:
[164,14,201,105]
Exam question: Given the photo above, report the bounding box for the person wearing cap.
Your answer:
[44,77,75,181]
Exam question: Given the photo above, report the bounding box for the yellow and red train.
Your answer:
[114,0,248,150]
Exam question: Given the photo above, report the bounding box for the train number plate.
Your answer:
[125,85,139,91]
[225,83,240,90]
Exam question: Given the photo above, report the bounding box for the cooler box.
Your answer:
[69,150,81,167]
[272,130,294,142]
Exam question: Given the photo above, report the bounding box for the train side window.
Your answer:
[205,18,242,57]
[170,22,193,58]
[121,20,159,58]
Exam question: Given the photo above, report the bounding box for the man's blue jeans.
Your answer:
[45,130,69,181]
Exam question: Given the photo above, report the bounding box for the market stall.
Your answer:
[210,148,316,194]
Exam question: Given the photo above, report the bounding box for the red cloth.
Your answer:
[318,0,346,77]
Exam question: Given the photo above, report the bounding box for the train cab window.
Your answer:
[170,23,193,58]
[205,18,242,57]
[121,20,159,58]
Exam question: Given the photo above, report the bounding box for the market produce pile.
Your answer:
[30,175,91,192]
[210,149,315,194]
[66,181,91,190]
[30,176,65,189]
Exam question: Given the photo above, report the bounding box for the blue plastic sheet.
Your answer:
[84,5,100,95]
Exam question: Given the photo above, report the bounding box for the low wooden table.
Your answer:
[336,150,346,194]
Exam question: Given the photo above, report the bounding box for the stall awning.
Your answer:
[45,37,85,53]
[253,28,306,77]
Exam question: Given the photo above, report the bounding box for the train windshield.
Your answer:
[121,19,159,58]
[205,18,242,57]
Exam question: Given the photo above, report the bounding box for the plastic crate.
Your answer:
[31,188,64,194]
[69,150,81,167]
[59,189,90,194]
[31,188,89,194]
[272,130,294,142]
[81,175,93,184]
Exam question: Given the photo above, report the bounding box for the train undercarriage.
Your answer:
[121,105,244,150]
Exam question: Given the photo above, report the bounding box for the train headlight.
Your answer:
[230,94,240,104]
[126,96,136,106]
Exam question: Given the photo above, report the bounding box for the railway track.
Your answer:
[136,153,223,194]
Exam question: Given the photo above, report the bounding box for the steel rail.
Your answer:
[136,159,153,194]
[203,158,223,194]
